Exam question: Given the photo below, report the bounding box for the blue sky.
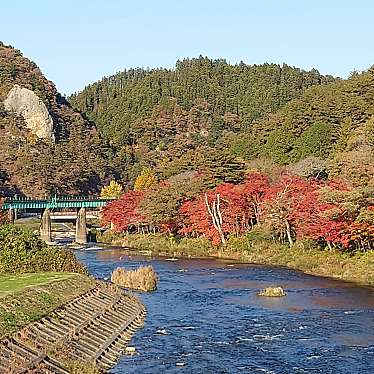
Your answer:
[1,0,373,95]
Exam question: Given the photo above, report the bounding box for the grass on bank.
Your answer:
[0,273,96,338]
[0,224,94,338]
[0,272,75,297]
[14,218,63,232]
[14,218,40,232]
[99,231,374,285]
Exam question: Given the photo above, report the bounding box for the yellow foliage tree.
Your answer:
[100,180,123,199]
[134,168,157,191]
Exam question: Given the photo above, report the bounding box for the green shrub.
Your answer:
[0,311,17,327]
[227,228,274,253]
[0,224,86,274]
[244,227,273,242]
[37,292,55,305]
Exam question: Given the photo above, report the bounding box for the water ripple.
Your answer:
[75,250,374,374]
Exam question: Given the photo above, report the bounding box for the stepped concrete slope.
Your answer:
[0,283,146,373]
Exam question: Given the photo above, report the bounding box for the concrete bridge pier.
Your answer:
[75,207,87,244]
[8,208,15,224]
[40,208,52,243]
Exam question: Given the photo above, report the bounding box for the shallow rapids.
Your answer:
[75,248,374,374]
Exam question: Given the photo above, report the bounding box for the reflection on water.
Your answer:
[75,249,374,374]
[334,333,374,347]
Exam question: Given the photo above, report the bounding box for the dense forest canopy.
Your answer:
[244,67,374,164]
[72,55,373,253]
[70,57,336,147]
[69,57,339,185]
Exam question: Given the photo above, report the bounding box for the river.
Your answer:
[74,247,374,374]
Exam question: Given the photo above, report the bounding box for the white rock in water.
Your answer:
[3,84,54,141]
[156,329,169,335]
[126,346,136,353]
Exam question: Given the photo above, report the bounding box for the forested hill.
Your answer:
[69,57,341,186]
[232,66,374,164]
[0,42,109,197]
[70,57,336,147]
[223,66,374,191]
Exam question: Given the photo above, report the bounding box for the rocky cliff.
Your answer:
[0,42,109,198]
[3,84,54,141]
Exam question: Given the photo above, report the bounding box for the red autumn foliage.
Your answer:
[101,190,145,232]
[290,184,349,246]
[261,174,321,245]
[340,222,374,249]
[279,179,371,249]
[180,183,249,245]
[239,172,270,225]
[102,171,373,251]
[179,173,271,245]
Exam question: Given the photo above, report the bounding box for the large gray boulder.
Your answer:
[3,84,54,141]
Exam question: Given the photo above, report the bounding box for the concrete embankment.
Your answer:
[0,282,146,373]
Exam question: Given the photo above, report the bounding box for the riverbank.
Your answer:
[0,274,146,373]
[99,232,374,285]
[0,273,96,338]
[0,224,146,372]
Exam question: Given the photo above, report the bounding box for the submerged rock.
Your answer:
[257,286,286,297]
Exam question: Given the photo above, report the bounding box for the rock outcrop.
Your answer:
[3,84,54,141]
[257,286,286,297]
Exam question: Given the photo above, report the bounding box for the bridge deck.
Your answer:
[1,196,112,210]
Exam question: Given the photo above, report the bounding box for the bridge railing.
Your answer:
[1,196,114,210]
[3,195,112,202]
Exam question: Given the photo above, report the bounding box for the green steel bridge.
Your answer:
[1,196,111,210]
[1,196,113,244]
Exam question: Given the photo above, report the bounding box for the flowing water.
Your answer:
[75,247,374,374]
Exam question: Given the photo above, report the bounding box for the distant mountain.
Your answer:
[0,42,109,197]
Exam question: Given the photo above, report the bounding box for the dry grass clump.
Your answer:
[111,266,158,292]
[257,286,286,297]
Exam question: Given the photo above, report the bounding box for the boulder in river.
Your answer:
[257,286,286,297]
